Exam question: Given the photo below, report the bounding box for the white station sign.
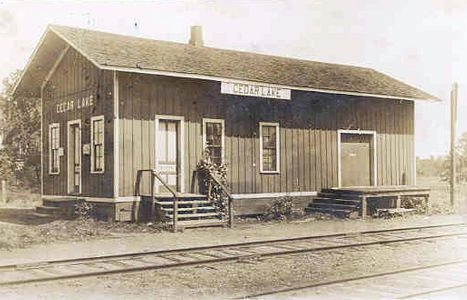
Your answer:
[221,82,291,100]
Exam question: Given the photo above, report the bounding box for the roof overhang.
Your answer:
[13,28,69,98]
[13,25,441,102]
[99,64,441,102]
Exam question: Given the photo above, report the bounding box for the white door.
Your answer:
[68,121,81,194]
[156,120,179,193]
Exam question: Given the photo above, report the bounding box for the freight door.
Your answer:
[156,119,180,193]
[68,120,81,194]
[340,133,374,187]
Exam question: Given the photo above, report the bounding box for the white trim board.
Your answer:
[40,86,44,195]
[337,129,377,188]
[232,191,317,199]
[113,71,120,198]
[154,115,185,193]
[42,195,140,203]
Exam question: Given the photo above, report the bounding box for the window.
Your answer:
[91,116,105,173]
[202,119,224,166]
[260,122,280,173]
[49,123,60,174]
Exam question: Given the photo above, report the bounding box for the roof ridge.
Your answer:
[48,24,375,72]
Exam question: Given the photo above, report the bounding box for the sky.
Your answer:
[0,0,465,158]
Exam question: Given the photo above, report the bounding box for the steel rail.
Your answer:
[241,259,467,299]
[397,282,467,299]
[0,222,462,271]
[0,222,465,287]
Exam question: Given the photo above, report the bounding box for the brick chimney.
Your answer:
[189,25,204,46]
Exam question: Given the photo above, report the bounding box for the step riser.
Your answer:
[153,196,223,226]
[317,193,362,200]
[36,206,75,218]
[36,207,62,215]
[42,200,78,208]
[313,198,361,205]
[156,198,207,202]
[310,203,359,210]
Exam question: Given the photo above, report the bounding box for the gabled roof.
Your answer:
[15,24,439,101]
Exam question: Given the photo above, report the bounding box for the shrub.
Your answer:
[401,196,428,214]
[263,196,294,221]
[74,200,96,221]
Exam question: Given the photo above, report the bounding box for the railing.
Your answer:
[136,169,180,232]
[205,171,234,228]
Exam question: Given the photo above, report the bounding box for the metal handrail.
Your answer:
[136,169,179,232]
[206,171,234,228]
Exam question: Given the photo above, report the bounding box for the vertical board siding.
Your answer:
[117,73,415,197]
[42,47,114,197]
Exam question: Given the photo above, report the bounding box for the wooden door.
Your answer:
[340,133,373,187]
[156,120,179,193]
[68,121,81,194]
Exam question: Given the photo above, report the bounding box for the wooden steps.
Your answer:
[307,186,430,218]
[144,193,226,229]
[35,197,77,219]
[306,190,361,218]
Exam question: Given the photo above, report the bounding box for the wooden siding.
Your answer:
[42,47,114,197]
[118,73,415,197]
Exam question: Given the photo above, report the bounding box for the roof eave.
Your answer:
[100,64,440,102]
[12,26,51,97]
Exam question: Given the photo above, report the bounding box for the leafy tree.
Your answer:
[441,132,467,183]
[416,156,444,177]
[0,70,41,190]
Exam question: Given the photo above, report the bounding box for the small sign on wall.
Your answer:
[58,147,65,156]
[82,144,91,155]
[221,81,291,100]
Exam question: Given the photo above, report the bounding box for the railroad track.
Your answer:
[244,259,467,299]
[0,223,466,287]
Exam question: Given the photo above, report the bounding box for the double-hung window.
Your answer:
[259,122,280,173]
[49,123,60,174]
[91,116,105,173]
[202,119,224,166]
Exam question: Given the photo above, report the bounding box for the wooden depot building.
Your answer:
[13,25,438,225]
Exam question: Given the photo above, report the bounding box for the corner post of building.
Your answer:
[1,180,6,203]
[228,196,234,228]
[361,196,367,219]
[172,196,178,232]
[150,171,155,219]
[395,195,401,209]
[113,71,120,200]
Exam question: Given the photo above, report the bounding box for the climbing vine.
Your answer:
[196,149,229,216]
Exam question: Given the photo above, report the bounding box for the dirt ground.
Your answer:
[1,223,466,299]
[0,176,466,298]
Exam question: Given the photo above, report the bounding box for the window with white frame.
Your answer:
[203,119,224,166]
[259,122,280,173]
[49,123,60,174]
[91,116,105,173]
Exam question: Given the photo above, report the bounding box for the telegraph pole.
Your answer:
[450,82,458,207]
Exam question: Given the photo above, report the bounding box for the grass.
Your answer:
[416,176,466,214]
[0,189,164,250]
[1,189,41,208]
